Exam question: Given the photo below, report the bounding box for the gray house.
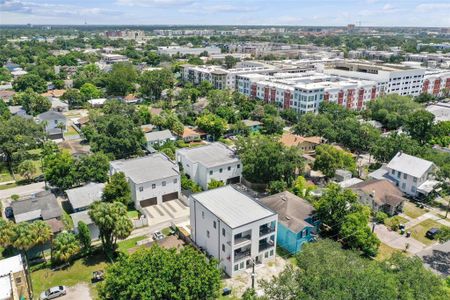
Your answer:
[144,129,176,151]
[36,110,67,139]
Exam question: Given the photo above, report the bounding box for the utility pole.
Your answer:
[251,258,256,290]
[445,196,449,219]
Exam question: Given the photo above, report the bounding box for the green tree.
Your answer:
[146,52,160,66]
[32,220,53,259]
[89,201,132,256]
[61,88,85,109]
[80,83,102,100]
[139,69,174,100]
[12,222,38,261]
[314,144,356,178]
[76,152,110,183]
[13,89,51,116]
[44,150,78,190]
[207,179,224,190]
[13,73,47,93]
[262,115,285,135]
[0,67,12,82]
[98,245,221,300]
[77,221,92,251]
[415,93,436,104]
[372,132,421,163]
[73,64,104,88]
[17,160,37,182]
[106,63,137,96]
[0,219,15,248]
[292,176,316,199]
[267,180,288,194]
[404,110,435,145]
[224,55,238,69]
[102,172,131,205]
[236,134,303,185]
[0,99,10,119]
[51,232,80,264]
[436,227,450,242]
[195,113,227,140]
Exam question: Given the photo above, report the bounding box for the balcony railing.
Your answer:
[259,226,275,237]
[258,240,275,252]
[234,250,251,261]
[234,235,251,246]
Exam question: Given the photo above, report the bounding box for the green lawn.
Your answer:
[127,209,140,220]
[117,236,147,253]
[403,202,426,219]
[409,219,448,245]
[376,243,400,261]
[276,246,297,265]
[64,125,80,137]
[384,215,409,229]
[31,253,108,296]
[161,227,172,236]
[0,162,14,183]
[0,182,17,190]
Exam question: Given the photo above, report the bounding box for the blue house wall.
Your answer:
[277,217,320,254]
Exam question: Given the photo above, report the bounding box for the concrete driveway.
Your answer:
[59,283,92,300]
[375,224,426,254]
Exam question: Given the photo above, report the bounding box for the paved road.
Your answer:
[0,182,45,199]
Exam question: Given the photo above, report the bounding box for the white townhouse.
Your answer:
[190,186,278,276]
[370,152,437,198]
[110,153,181,208]
[176,142,242,190]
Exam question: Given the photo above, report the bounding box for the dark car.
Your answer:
[4,207,13,219]
[426,228,440,239]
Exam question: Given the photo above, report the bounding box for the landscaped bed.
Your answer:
[409,219,448,245]
[384,215,409,230]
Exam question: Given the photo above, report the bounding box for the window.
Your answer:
[152,184,156,189]
[270,250,274,256]
[219,168,223,173]
[391,169,395,175]
[173,178,177,184]
[228,166,231,171]
[222,244,225,252]
[162,181,166,187]
[411,186,416,193]
[139,187,144,192]
[240,262,244,268]
[234,264,239,271]
[402,182,406,189]
[403,173,407,180]
[237,164,240,169]
[265,252,268,258]
[206,230,210,238]
[209,170,213,175]
[222,228,226,236]
[413,177,417,183]
[213,221,217,228]
[202,211,205,219]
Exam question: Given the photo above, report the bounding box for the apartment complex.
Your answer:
[0,255,30,300]
[176,142,242,190]
[110,153,180,208]
[157,46,221,56]
[190,186,277,276]
[422,70,450,97]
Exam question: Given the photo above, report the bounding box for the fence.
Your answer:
[132,216,148,228]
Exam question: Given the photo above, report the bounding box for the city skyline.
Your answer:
[1,0,450,27]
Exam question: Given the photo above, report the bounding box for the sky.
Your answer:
[0,0,449,27]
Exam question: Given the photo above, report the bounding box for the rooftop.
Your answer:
[192,186,275,228]
[145,129,175,142]
[11,191,62,223]
[176,142,239,168]
[386,152,434,178]
[110,153,179,184]
[0,255,24,300]
[350,179,406,207]
[65,183,105,210]
[36,110,66,121]
[71,210,94,226]
[260,191,315,233]
[280,133,322,148]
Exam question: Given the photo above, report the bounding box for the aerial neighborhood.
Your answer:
[0,18,450,300]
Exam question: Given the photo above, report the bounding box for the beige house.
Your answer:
[280,133,323,153]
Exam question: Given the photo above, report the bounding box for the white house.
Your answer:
[144,129,176,150]
[110,153,181,209]
[36,110,67,139]
[369,152,437,197]
[176,142,242,190]
[190,186,277,276]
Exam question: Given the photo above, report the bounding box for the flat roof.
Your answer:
[0,255,24,300]
[110,153,179,184]
[192,186,275,228]
[176,142,239,168]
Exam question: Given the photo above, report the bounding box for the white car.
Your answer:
[40,286,67,300]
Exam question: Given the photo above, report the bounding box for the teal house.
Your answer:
[242,120,262,132]
[261,191,320,254]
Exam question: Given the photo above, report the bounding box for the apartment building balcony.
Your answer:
[233,230,252,247]
[259,237,275,252]
[234,246,251,262]
[259,222,276,237]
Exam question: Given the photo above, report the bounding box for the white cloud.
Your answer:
[116,0,194,7]
[416,3,450,12]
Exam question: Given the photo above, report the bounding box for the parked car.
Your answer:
[40,286,66,300]
[426,228,440,240]
[4,207,13,219]
[91,270,105,283]
[152,231,165,241]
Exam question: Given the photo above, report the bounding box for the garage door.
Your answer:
[226,176,241,184]
[162,192,178,202]
[140,197,157,207]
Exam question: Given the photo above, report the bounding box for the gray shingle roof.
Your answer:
[11,191,62,223]
[145,129,175,142]
[260,191,315,233]
[387,152,434,178]
[176,142,239,168]
[110,153,179,184]
[192,186,275,228]
[36,110,66,122]
[65,183,105,211]
[71,210,94,226]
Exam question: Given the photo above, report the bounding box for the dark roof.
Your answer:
[350,179,406,207]
[37,110,66,121]
[11,191,62,223]
[260,191,315,233]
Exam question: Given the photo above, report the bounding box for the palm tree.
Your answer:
[0,219,14,248]
[51,232,80,264]
[31,221,53,261]
[12,223,38,263]
[56,122,65,137]
[17,160,37,182]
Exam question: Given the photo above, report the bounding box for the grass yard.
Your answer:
[409,219,447,245]
[127,209,140,220]
[0,162,14,183]
[117,236,147,253]
[0,182,17,190]
[276,246,297,265]
[161,227,172,236]
[376,243,401,261]
[31,253,108,296]
[64,125,80,137]
[384,215,409,229]
[403,202,426,219]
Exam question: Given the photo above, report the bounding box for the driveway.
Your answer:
[375,224,426,254]
[60,283,92,300]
